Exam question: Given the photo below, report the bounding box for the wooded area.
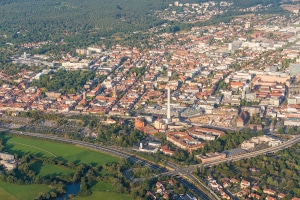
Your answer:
[0,0,285,48]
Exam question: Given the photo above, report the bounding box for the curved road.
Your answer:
[0,128,214,199]
[191,135,300,168]
[0,128,164,172]
[2,127,299,200]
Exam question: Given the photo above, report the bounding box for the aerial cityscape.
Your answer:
[0,0,300,199]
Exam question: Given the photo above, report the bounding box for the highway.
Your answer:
[0,128,216,199]
[0,128,165,173]
[191,135,300,168]
[164,161,221,200]
[2,127,300,200]
[174,176,211,200]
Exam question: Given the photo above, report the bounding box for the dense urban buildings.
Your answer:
[1,0,300,199]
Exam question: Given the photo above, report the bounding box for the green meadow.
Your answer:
[30,161,76,177]
[74,181,133,200]
[74,191,133,200]
[0,181,52,200]
[0,180,133,200]
[0,133,132,200]
[0,134,119,165]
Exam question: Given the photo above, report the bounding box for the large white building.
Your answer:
[0,153,17,170]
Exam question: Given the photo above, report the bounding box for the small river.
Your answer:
[56,183,80,200]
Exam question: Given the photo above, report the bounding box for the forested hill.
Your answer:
[0,0,283,46]
[0,0,172,43]
[232,0,281,8]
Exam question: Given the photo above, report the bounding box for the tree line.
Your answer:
[31,69,95,94]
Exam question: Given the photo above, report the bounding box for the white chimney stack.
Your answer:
[167,86,171,121]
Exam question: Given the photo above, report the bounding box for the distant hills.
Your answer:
[0,0,285,45]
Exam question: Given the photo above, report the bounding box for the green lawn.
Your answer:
[0,180,52,200]
[30,161,75,177]
[0,134,131,200]
[0,134,119,165]
[74,191,133,200]
[73,181,134,200]
[0,187,15,200]
[91,181,114,191]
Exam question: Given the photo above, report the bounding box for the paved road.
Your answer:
[0,128,215,199]
[164,161,221,200]
[0,128,165,172]
[3,127,299,200]
[191,135,300,168]
[175,176,211,200]
[151,135,300,200]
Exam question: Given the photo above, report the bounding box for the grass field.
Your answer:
[74,180,134,200]
[0,180,52,200]
[0,134,119,166]
[74,191,133,200]
[0,180,124,200]
[0,134,131,200]
[91,181,114,191]
[30,161,76,177]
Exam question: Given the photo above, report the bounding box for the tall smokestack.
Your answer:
[167,86,171,121]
